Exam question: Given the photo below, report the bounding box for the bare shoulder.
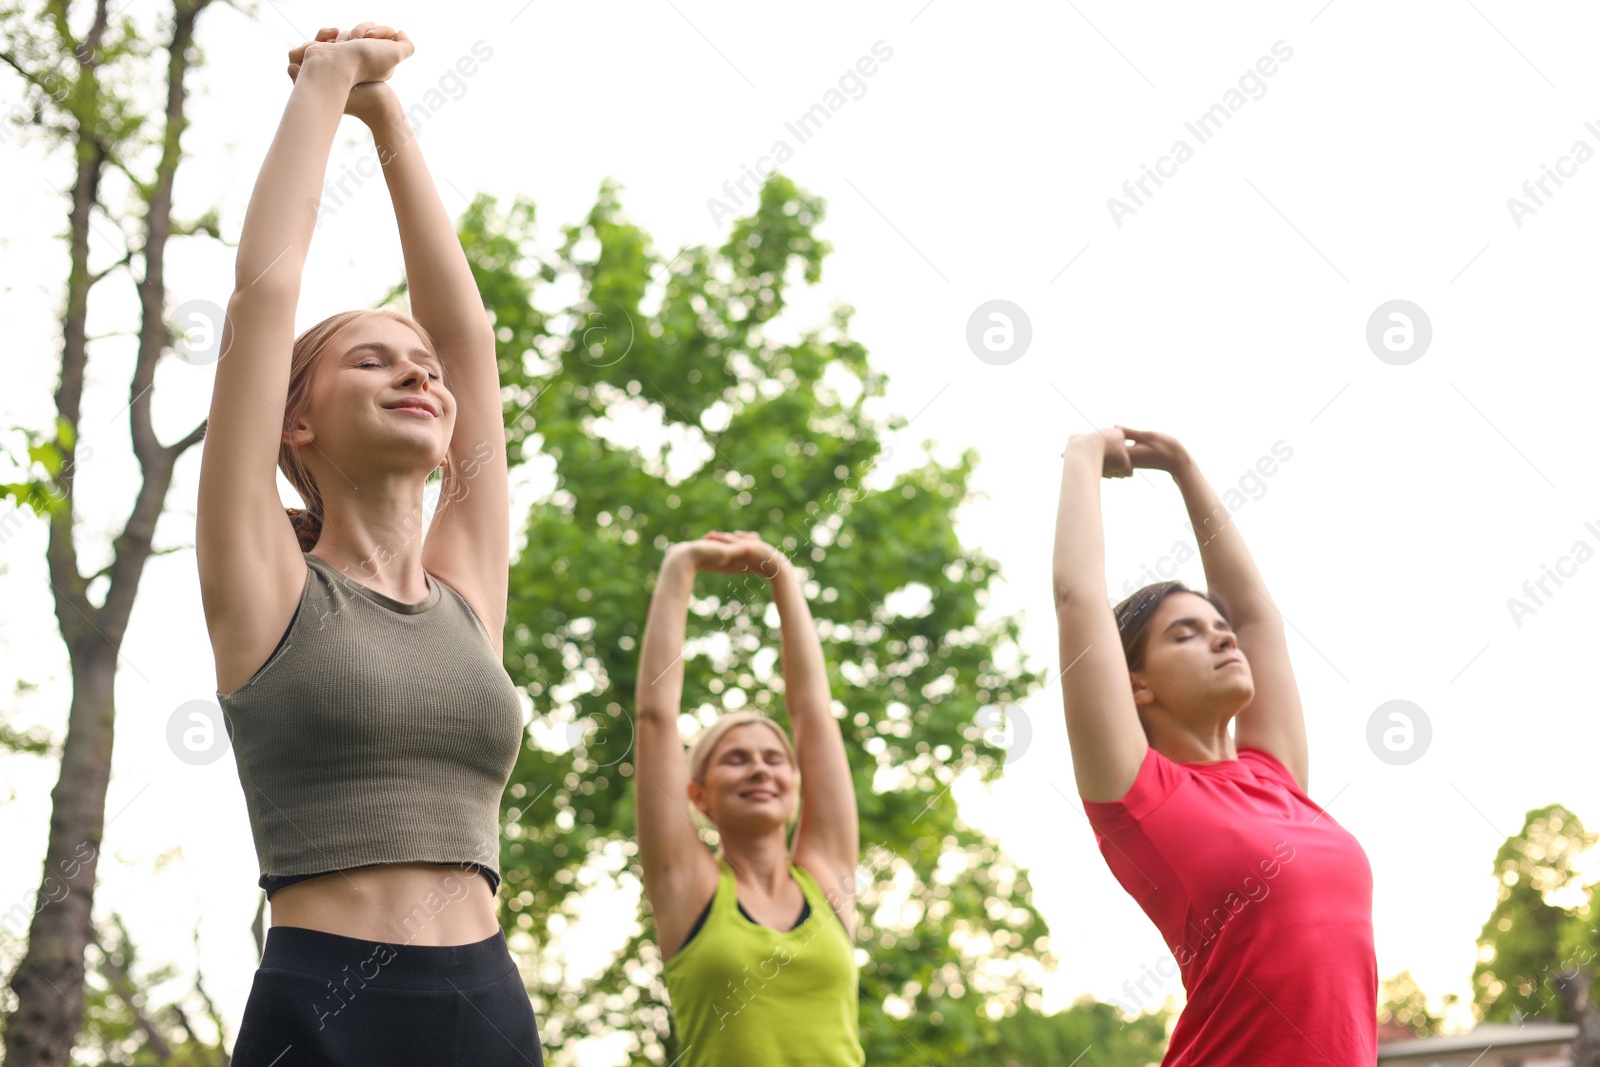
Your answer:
[794,855,858,938]
[201,528,310,696]
[649,846,721,961]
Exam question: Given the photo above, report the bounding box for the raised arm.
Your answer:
[333,29,508,636]
[1125,427,1309,789]
[635,544,719,959]
[759,547,858,931]
[1052,429,1150,802]
[197,29,410,687]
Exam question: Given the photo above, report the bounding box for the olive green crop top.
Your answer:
[218,553,525,897]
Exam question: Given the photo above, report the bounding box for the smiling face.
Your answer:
[287,314,455,475]
[688,722,799,834]
[1129,591,1255,725]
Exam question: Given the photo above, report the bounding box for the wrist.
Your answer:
[361,90,409,134]
[1169,449,1198,481]
[299,46,357,88]
[760,553,795,582]
[1064,433,1104,460]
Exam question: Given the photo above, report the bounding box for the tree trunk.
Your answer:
[1557,966,1600,1067]
[3,646,117,1066]
[1,2,212,1063]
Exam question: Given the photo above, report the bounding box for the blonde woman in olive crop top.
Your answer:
[196,23,541,1066]
[635,531,865,1067]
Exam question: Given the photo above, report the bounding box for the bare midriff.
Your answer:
[267,862,500,945]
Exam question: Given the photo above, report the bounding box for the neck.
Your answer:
[307,470,438,596]
[716,824,794,893]
[1144,708,1237,763]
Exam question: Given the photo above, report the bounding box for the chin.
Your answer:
[727,799,790,827]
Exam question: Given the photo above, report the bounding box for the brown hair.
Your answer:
[1113,580,1234,672]
[280,308,441,552]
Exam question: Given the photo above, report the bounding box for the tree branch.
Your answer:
[103,0,214,635]
[89,919,174,1061]
[170,207,221,241]
[105,154,153,202]
[165,418,207,458]
[0,49,46,94]
[88,250,134,288]
[190,924,231,1063]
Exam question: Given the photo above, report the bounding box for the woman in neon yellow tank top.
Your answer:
[635,530,865,1066]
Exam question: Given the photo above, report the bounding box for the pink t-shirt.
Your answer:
[1082,745,1376,1066]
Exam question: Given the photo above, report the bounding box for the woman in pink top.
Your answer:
[1051,426,1376,1066]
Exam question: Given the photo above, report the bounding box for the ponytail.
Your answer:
[286,507,322,553]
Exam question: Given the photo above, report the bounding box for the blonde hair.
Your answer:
[280,308,441,551]
[686,711,797,784]
[685,712,801,832]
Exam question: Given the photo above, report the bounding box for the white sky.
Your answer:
[5,0,1600,1059]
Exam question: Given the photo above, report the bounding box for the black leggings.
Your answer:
[231,925,544,1067]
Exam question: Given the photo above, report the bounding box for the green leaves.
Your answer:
[0,416,84,521]
[1380,970,1448,1039]
[463,174,1057,1063]
[1473,804,1599,1024]
[0,3,159,163]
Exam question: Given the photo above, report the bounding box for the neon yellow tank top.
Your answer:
[662,856,865,1066]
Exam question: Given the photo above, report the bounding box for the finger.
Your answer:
[362,24,397,37]
[317,26,339,39]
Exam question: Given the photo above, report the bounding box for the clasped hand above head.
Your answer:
[1068,425,1193,480]
[670,531,789,579]
[288,22,413,84]
[287,23,415,125]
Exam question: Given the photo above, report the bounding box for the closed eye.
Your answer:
[359,359,442,383]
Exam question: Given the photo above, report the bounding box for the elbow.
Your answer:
[226,279,299,319]
[426,317,497,358]
[1053,559,1111,612]
[1052,577,1084,611]
[635,701,678,726]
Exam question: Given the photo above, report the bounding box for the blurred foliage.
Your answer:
[57,913,228,1066]
[1378,969,1449,1039]
[1473,804,1599,1025]
[967,997,1170,1066]
[452,172,1071,1064]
